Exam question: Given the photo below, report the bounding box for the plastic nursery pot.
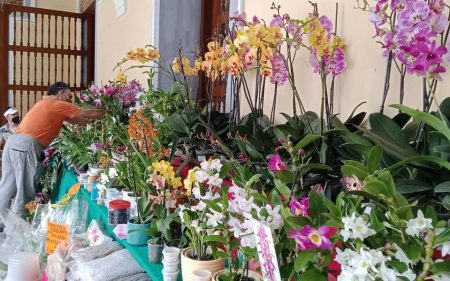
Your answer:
[211,269,262,281]
[192,269,212,281]
[147,240,164,264]
[4,252,40,281]
[181,247,225,281]
[126,220,150,246]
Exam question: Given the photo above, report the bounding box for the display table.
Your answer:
[54,168,182,281]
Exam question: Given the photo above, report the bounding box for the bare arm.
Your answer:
[66,108,107,126]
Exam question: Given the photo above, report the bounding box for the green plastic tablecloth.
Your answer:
[50,168,78,203]
[54,169,182,281]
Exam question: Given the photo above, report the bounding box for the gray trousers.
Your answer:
[0,134,43,217]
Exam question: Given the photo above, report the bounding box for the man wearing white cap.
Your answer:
[0,107,20,148]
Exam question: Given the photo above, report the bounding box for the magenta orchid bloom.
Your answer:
[288,225,338,251]
[267,154,286,173]
[93,99,102,106]
[311,184,324,193]
[289,197,309,217]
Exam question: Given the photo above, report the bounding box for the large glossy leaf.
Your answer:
[392,113,411,128]
[295,134,322,150]
[396,179,433,194]
[298,268,327,281]
[346,111,367,128]
[367,145,383,173]
[392,104,450,141]
[444,194,450,210]
[294,251,316,272]
[386,155,450,171]
[436,182,450,193]
[434,145,450,153]
[166,112,190,136]
[432,261,450,274]
[364,180,391,198]
[369,113,413,149]
[363,129,416,159]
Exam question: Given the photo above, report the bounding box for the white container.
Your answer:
[162,259,179,273]
[163,255,179,262]
[162,269,179,281]
[4,252,40,281]
[163,247,181,258]
[193,269,212,281]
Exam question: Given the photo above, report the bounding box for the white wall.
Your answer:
[242,0,450,122]
[95,0,153,85]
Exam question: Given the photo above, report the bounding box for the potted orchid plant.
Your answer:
[178,159,228,281]
[146,160,185,263]
[280,144,450,280]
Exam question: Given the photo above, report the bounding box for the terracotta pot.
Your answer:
[181,247,225,281]
[212,269,262,281]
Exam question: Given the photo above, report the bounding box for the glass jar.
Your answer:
[108,200,131,226]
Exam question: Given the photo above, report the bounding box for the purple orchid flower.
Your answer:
[288,225,338,251]
[267,154,286,173]
[289,197,309,217]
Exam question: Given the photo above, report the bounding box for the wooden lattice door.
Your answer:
[0,3,94,118]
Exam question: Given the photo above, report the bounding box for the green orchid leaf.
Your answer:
[432,261,450,274]
[274,179,291,201]
[398,242,422,261]
[294,251,316,272]
[275,170,296,184]
[367,145,383,173]
[341,164,368,180]
[396,179,433,194]
[386,155,450,172]
[203,235,227,244]
[285,216,312,228]
[364,180,390,198]
[298,268,327,281]
[295,134,321,150]
[392,104,450,141]
[203,199,222,213]
[435,228,450,245]
[362,128,416,159]
[435,181,450,193]
[369,113,414,148]
[376,170,396,198]
[434,145,450,153]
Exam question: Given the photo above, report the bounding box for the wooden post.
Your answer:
[81,11,94,88]
[0,5,9,118]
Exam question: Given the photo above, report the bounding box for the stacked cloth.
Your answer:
[65,241,151,281]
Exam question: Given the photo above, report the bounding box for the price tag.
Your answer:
[46,222,69,254]
[68,183,81,195]
[252,219,281,281]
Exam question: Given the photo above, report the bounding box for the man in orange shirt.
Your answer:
[0,81,106,218]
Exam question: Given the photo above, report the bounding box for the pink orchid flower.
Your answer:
[288,225,338,251]
[267,154,286,173]
[289,197,309,217]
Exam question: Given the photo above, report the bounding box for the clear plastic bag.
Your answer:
[45,242,68,281]
[0,209,37,279]
[32,191,89,255]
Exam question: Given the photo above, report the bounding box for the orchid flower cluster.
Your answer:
[367,0,449,77]
[305,14,347,77]
[334,209,450,281]
[146,160,182,209]
[178,159,226,260]
[99,167,118,185]
[179,159,284,267]
[80,79,143,110]
[172,13,287,83]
